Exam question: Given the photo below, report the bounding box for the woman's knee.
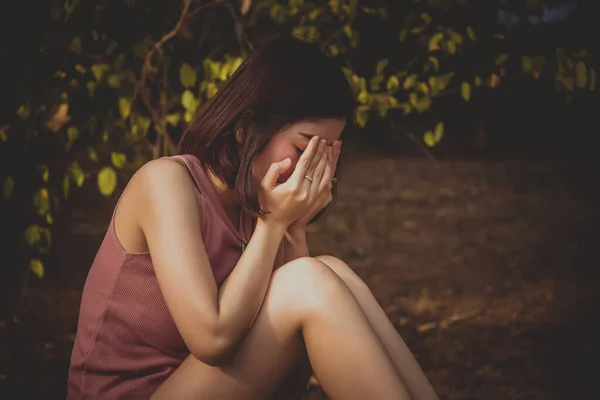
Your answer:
[269,257,349,312]
[315,255,371,294]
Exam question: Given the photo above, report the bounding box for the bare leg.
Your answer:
[316,255,439,400]
[151,257,411,400]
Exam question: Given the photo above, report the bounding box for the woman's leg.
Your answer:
[151,257,411,400]
[316,255,439,400]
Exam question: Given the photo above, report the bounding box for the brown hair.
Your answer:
[179,36,355,221]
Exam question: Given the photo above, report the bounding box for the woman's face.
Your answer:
[253,118,345,184]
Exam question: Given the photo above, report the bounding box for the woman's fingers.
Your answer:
[310,142,329,197]
[287,136,320,188]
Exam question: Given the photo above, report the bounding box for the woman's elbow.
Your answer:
[188,335,235,367]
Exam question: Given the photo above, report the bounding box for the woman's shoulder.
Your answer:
[126,157,200,212]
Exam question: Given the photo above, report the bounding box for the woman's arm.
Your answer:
[135,159,287,366]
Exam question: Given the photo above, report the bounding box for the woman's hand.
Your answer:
[287,139,341,236]
[258,136,333,227]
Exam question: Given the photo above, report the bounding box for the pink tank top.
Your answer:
[67,154,260,399]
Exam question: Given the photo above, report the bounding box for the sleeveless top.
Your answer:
[67,154,279,399]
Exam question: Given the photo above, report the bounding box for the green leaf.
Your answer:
[119,97,132,119]
[24,225,41,246]
[357,90,370,104]
[409,92,431,113]
[375,59,389,75]
[46,213,53,224]
[434,122,444,142]
[575,62,587,88]
[111,152,127,169]
[66,126,79,151]
[446,40,456,55]
[461,82,471,101]
[91,64,110,81]
[63,175,70,199]
[355,110,369,128]
[399,28,408,42]
[108,74,120,88]
[386,76,399,91]
[428,72,454,96]
[98,167,117,196]
[495,53,509,66]
[474,76,483,87]
[166,113,181,126]
[17,103,30,120]
[428,33,444,51]
[69,37,82,54]
[370,75,384,91]
[69,162,85,188]
[180,63,197,88]
[181,90,199,112]
[137,116,151,136]
[33,188,50,216]
[3,176,14,199]
[466,26,476,41]
[30,259,44,279]
[426,57,440,73]
[403,74,418,90]
[88,147,99,162]
[0,126,7,142]
[40,165,49,183]
[423,131,436,147]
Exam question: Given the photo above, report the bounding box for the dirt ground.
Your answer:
[2,156,599,399]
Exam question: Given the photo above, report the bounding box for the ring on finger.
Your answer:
[304,175,313,182]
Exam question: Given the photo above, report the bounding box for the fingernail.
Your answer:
[320,139,326,145]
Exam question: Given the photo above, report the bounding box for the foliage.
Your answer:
[0,0,594,285]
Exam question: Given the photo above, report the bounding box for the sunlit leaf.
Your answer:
[24,225,41,246]
[409,92,431,113]
[33,188,50,216]
[98,167,117,196]
[46,213,53,224]
[357,90,370,104]
[423,131,435,147]
[111,152,127,169]
[495,53,509,66]
[428,33,444,51]
[434,122,444,142]
[108,74,120,88]
[403,74,418,90]
[466,26,476,41]
[40,165,49,183]
[206,83,219,99]
[386,76,399,91]
[181,90,199,111]
[461,82,471,101]
[575,62,587,88]
[355,110,369,128]
[69,37,82,54]
[3,176,14,199]
[63,175,70,199]
[74,64,87,74]
[119,97,132,119]
[137,116,151,136]
[66,126,79,151]
[474,76,483,87]
[428,72,454,96]
[427,57,440,73]
[166,113,181,126]
[370,75,384,91]
[88,147,99,162]
[69,162,85,187]
[446,40,456,55]
[17,104,30,120]
[376,59,389,75]
[91,64,110,81]
[180,63,197,88]
[30,259,44,279]
[399,28,408,42]
[0,126,7,142]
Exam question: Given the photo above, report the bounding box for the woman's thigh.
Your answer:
[151,258,333,400]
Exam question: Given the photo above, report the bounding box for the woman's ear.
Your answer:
[234,121,244,145]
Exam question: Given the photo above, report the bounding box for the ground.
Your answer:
[1,156,598,399]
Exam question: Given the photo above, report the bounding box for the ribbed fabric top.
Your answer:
[67,154,257,399]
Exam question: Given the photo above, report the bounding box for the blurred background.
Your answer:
[1,0,598,399]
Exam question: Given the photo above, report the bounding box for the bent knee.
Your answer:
[315,255,370,293]
[269,257,347,309]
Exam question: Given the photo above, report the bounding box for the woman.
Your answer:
[68,36,438,400]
